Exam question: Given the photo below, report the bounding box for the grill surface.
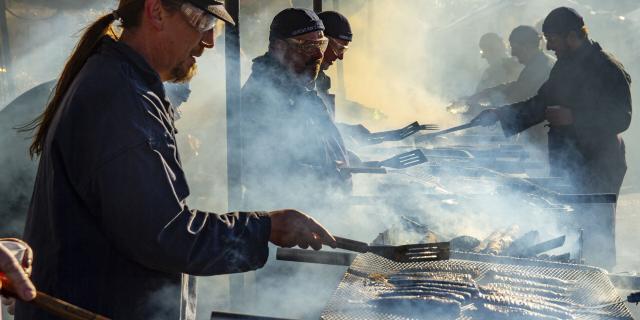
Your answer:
[321,253,632,319]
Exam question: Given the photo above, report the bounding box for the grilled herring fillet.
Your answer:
[486,269,576,287]
[478,293,575,319]
[379,289,467,303]
[487,274,571,294]
[391,281,480,297]
[482,283,567,300]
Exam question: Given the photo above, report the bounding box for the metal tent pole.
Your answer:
[224,0,245,311]
[225,0,242,213]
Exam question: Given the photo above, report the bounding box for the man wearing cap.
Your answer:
[464,25,556,146]
[315,11,373,146]
[240,8,352,210]
[16,1,336,320]
[473,7,631,195]
[475,32,522,93]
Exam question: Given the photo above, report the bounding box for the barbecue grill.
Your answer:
[275,249,633,320]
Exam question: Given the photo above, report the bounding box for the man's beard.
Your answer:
[302,58,322,82]
[169,62,198,83]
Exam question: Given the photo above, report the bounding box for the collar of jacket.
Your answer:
[315,70,331,92]
[98,36,167,99]
[251,53,314,95]
[98,36,178,132]
[561,39,598,62]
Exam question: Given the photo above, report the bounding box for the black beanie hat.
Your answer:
[269,8,325,40]
[317,11,352,41]
[542,7,584,34]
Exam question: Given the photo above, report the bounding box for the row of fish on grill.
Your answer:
[361,265,611,320]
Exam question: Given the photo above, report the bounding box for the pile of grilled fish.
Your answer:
[364,266,605,320]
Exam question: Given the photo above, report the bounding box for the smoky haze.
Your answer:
[0,0,639,319]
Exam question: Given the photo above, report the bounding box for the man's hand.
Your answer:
[0,239,36,315]
[545,106,574,126]
[268,210,336,250]
[471,109,499,126]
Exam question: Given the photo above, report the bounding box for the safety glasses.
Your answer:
[329,37,349,56]
[285,37,329,55]
[181,2,218,33]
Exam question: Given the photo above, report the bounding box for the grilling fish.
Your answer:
[486,269,576,287]
[393,282,479,296]
[379,289,467,303]
[483,283,568,300]
[477,293,575,319]
[486,274,572,294]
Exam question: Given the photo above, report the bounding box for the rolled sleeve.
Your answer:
[91,140,271,276]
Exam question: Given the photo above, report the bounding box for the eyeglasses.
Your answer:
[181,2,218,33]
[285,37,329,55]
[328,37,349,56]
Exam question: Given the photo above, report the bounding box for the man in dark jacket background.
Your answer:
[16,1,335,320]
[240,8,351,211]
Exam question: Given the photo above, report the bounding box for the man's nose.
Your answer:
[201,29,215,49]
[337,52,345,60]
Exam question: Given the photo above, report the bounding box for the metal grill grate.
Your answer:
[321,253,632,319]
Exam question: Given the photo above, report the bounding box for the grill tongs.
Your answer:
[328,236,450,263]
[366,121,439,144]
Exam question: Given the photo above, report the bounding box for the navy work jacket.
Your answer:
[16,37,271,320]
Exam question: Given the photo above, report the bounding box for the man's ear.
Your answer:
[144,0,164,31]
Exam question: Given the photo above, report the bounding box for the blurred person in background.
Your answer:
[475,32,522,93]
[473,7,631,196]
[16,1,336,319]
[463,25,556,147]
[241,8,352,211]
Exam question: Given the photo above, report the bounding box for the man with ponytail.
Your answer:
[16,1,336,319]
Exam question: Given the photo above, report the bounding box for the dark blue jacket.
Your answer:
[16,37,271,320]
[496,41,631,194]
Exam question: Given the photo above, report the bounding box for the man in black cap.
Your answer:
[463,25,555,147]
[316,10,352,118]
[315,11,373,146]
[241,8,352,210]
[16,1,336,320]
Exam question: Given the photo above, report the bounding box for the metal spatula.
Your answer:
[367,122,439,144]
[329,236,450,263]
[414,122,479,143]
[361,149,428,169]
